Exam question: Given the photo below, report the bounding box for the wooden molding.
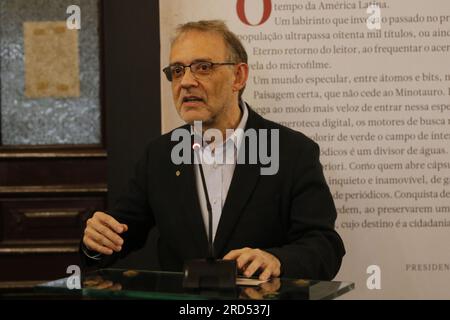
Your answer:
[0,280,48,289]
[23,211,80,219]
[0,246,79,254]
[0,185,107,194]
[2,239,79,246]
[0,148,107,159]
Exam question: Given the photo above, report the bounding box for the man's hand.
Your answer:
[223,247,281,281]
[83,211,128,255]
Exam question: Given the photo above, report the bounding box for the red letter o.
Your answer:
[236,0,272,26]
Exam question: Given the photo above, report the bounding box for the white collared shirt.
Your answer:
[193,101,249,242]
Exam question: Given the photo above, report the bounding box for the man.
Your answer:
[82,20,345,281]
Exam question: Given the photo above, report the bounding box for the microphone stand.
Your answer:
[182,140,237,290]
[196,147,215,260]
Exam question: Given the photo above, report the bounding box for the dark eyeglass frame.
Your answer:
[162,61,236,82]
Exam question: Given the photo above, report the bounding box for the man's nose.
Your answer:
[180,67,198,88]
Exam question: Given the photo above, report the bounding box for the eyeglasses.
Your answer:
[163,61,236,82]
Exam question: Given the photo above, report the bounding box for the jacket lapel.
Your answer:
[172,107,265,259]
[179,162,210,257]
[214,107,262,257]
[170,130,209,258]
[214,162,260,258]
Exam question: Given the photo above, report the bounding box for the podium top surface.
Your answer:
[36,268,354,300]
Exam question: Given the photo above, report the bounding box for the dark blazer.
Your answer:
[82,105,345,280]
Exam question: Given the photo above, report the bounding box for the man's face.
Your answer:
[169,30,237,126]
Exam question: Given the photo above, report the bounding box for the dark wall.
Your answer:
[103,0,161,269]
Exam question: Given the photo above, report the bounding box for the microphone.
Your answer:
[192,139,214,260]
[182,134,237,290]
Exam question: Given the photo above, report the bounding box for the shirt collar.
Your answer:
[232,99,248,153]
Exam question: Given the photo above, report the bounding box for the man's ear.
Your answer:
[232,63,249,92]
